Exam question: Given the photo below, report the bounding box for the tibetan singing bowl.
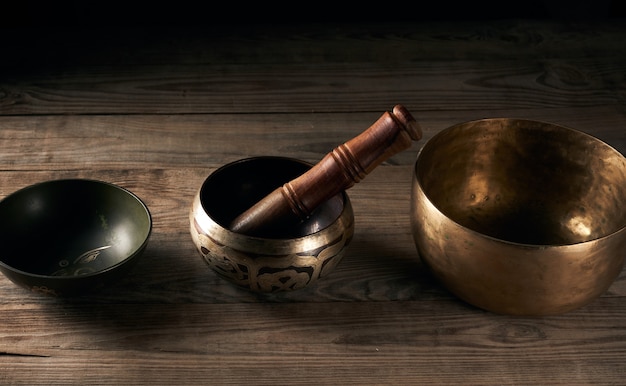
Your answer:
[190,156,355,292]
[411,118,626,315]
[0,179,152,296]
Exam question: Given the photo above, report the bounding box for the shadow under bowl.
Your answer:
[0,179,152,296]
[190,156,354,292]
[411,118,626,315]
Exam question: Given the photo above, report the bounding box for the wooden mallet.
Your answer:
[229,104,422,237]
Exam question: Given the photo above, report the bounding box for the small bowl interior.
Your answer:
[200,157,345,239]
[0,179,151,277]
[416,119,626,245]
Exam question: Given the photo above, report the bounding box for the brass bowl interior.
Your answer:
[201,156,345,239]
[416,119,626,245]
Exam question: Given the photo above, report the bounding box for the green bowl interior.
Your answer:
[0,179,151,277]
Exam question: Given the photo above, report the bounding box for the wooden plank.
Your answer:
[2,57,626,115]
[1,300,625,385]
[0,106,624,173]
[2,21,626,116]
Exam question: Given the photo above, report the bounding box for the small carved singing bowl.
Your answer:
[0,179,152,297]
[411,118,626,315]
[190,156,354,292]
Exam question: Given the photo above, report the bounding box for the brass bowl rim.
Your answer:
[0,178,153,280]
[196,156,354,249]
[414,117,626,248]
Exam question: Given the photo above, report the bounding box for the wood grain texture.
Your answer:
[1,20,626,385]
[2,21,626,115]
[1,300,626,385]
[1,58,624,115]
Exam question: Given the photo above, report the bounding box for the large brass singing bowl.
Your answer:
[411,118,626,315]
[190,156,354,292]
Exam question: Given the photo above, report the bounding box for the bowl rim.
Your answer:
[0,178,152,280]
[413,117,626,248]
[195,156,354,247]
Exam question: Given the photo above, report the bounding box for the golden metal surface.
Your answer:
[190,157,355,292]
[411,119,626,315]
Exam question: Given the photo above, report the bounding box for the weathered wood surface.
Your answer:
[1,20,626,385]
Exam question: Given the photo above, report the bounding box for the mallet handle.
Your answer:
[229,104,422,236]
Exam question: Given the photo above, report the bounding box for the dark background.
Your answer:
[3,0,625,27]
[1,0,624,76]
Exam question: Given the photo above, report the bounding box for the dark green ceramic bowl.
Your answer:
[0,179,152,296]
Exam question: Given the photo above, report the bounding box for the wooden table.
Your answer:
[1,20,626,385]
